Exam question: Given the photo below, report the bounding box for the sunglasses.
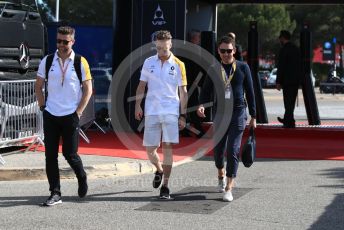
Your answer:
[57,39,72,45]
[156,46,169,51]
[219,49,233,54]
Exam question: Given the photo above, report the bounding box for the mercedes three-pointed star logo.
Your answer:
[19,43,30,69]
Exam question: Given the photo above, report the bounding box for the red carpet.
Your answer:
[35,131,212,162]
[241,125,344,160]
[35,124,344,161]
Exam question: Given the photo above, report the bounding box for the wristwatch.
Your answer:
[39,105,46,111]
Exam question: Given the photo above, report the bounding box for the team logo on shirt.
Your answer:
[149,65,155,73]
[169,66,176,76]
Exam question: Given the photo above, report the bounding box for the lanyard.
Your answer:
[58,58,70,86]
[221,61,236,87]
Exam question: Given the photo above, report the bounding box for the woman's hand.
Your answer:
[249,117,256,129]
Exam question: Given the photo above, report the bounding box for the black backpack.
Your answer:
[44,53,82,101]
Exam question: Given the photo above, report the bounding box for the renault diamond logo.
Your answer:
[19,43,30,69]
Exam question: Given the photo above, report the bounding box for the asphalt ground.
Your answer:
[0,157,343,230]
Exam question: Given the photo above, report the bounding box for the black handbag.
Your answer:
[241,127,256,168]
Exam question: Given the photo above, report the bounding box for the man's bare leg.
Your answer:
[162,143,173,185]
[146,146,163,173]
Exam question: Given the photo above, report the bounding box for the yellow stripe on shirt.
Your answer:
[173,56,187,86]
[81,56,92,81]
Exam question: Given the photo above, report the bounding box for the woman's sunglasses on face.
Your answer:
[219,48,233,54]
[57,39,71,45]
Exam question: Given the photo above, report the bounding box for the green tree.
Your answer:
[37,0,112,25]
[288,5,344,46]
[217,4,296,57]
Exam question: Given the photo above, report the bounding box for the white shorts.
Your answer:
[143,115,179,147]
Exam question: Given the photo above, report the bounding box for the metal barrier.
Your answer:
[78,80,106,143]
[0,80,43,164]
[0,80,105,165]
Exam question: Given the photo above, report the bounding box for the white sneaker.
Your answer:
[217,178,226,193]
[223,190,233,202]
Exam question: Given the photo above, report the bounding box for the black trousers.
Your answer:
[282,85,299,126]
[213,107,247,178]
[43,110,86,194]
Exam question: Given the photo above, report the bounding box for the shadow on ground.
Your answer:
[308,167,344,230]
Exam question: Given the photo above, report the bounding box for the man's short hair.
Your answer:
[155,30,172,41]
[57,26,75,39]
[188,29,201,41]
[279,30,291,40]
[218,36,236,47]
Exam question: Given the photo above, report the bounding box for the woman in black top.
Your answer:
[197,36,256,202]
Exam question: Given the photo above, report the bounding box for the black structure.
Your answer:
[200,31,217,121]
[113,0,186,71]
[213,0,342,3]
[340,45,344,77]
[113,0,186,129]
[300,23,321,125]
[201,31,216,56]
[247,21,268,123]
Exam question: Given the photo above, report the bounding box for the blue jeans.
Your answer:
[213,107,247,178]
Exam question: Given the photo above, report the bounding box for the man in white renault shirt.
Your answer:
[135,30,188,199]
[35,26,92,206]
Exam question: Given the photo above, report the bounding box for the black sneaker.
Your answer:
[42,192,62,206]
[159,185,171,199]
[153,171,163,188]
[78,176,88,198]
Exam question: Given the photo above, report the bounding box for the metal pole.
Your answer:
[300,22,321,125]
[334,37,337,74]
[56,0,59,22]
[341,45,344,78]
[247,21,268,123]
